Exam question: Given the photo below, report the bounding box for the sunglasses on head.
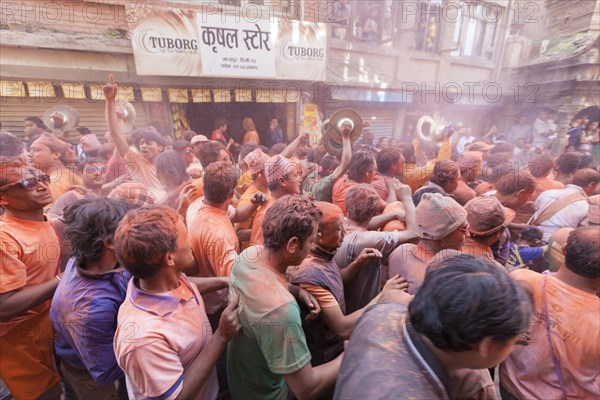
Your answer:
[0,174,51,191]
[84,164,107,174]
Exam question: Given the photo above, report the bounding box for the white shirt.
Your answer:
[533,185,589,242]
[532,118,550,147]
[456,135,475,154]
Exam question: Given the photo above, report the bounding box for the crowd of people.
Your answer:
[1,74,599,400]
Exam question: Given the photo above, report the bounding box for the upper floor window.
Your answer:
[330,0,397,47]
[450,2,501,61]
[412,0,443,52]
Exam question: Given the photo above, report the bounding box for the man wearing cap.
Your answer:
[451,151,482,205]
[388,193,468,295]
[462,197,515,268]
[0,162,62,399]
[466,141,494,161]
[335,255,532,400]
[531,168,600,242]
[249,154,302,246]
[234,148,270,246]
[500,226,600,400]
[190,134,210,159]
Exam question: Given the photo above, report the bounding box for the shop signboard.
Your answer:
[128,6,326,81]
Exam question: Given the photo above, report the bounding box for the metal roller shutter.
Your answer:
[0,97,149,140]
[325,105,397,142]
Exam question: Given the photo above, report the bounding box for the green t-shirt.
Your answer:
[303,167,340,203]
[227,246,311,400]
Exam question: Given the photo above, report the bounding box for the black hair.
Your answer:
[138,130,166,148]
[25,116,48,131]
[410,255,532,352]
[215,117,227,129]
[203,161,237,203]
[376,147,403,174]
[155,151,190,187]
[172,140,191,153]
[397,142,416,164]
[412,186,443,207]
[491,143,514,154]
[319,155,340,175]
[262,195,322,250]
[239,144,258,163]
[182,131,197,142]
[198,141,226,168]
[347,151,376,181]
[564,227,600,279]
[270,143,286,156]
[63,198,135,268]
[572,168,600,189]
[76,127,91,136]
[0,131,23,159]
[430,160,459,186]
[527,154,554,178]
[556,152,581,174]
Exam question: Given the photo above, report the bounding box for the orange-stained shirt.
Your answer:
[371,174,389,201]
[235,185,270,230]
[0,214,60,336]
[532,176,565,202]
[249,196,276,246]
[403,139,451,193]
[243,130,260,145]
[237,170,254,197]
[189,202,239,314]
[500,270,600,400]
[123,150,166,201]
[299,283,339,309]
[46,166,83,209]
[332,175,358,217]
[451,180,477,206]
[114,275,218,400]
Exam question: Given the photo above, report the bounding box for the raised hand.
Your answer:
[103,74,118,101]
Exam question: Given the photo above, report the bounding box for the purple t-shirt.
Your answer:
[50,258,130,384]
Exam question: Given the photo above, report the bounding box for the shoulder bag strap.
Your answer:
[530,193,586,226]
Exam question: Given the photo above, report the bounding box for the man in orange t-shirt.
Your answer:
[104,74,167,201]
[189,161,240,323]
[332,151,379,216]
[0,163,62,399]
[500,227,600,399]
